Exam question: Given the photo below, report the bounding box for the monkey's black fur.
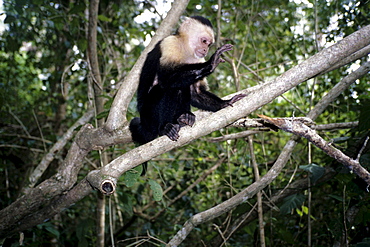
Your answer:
[130,17,245,144]
[190,16,213,28]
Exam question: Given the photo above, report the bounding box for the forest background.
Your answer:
[0,0,369,246]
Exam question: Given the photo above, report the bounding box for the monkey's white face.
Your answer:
[188,30,214,61]
[177,18,215,63]
[194,35,213,59]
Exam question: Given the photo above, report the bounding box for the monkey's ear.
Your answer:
[181,16,190,22]
[178,16,192,34]
[180,16,192,27]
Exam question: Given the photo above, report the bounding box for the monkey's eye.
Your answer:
[201,37,210,46]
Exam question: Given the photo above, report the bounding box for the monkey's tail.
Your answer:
[129,117,148,175]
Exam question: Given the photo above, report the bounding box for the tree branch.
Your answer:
[259,114,370,185]
[307,61,370,119]
[0,124,91,237]
[21,108,94,194]
[209,168,336,246]
[87,0,102,89]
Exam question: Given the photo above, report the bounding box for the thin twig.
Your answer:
[32,109,47,152]
[9,109,30,136]
[356,136,369,162]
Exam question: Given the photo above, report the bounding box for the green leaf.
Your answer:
[120,193,134,216]
[98,15,112,22]
[328,194,343,202]
[301,205,308,214]
[45,225,60,238]
[300,163,325,184]
[39,222,60,238]
[296,208,303,217]
[280,194,305,215]
[148,179,163,201]
[123,165,143,187]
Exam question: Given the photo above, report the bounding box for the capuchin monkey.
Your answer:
[130,16,246,144]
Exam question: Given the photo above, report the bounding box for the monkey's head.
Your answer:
[178,16,215,60]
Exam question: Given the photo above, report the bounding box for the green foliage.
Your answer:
[280,194,306,215]
[37,222,60,239]
[300,163,326,184]
[355,238,370,247]
[148,179,163,201]
[123,166,143,187]
[118,192,134,217]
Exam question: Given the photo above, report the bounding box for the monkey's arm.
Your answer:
[191,85,246,112]
[159,44,233,89]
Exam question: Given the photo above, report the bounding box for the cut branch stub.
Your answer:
[101,179,116,195]
[87,170,117,195]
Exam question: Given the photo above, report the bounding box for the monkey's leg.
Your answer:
[177,112,195,127]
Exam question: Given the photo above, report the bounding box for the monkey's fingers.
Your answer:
[164,123,180,141]
[229,94,247,105]
[215,46,233,58]
[218,44,233,53]
[210,44,233,71]
[224,94,247,107]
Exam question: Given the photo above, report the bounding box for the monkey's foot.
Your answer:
[177,112,195,127]
[163,123,181,141]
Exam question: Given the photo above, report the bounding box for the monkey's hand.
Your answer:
[223,93,247,108]
[210,44,233,72]
[163,123,181,141]
[177,112,195,127]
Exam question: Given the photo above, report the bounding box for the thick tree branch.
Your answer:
[318,44,370,76]
[0,124,91,237]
